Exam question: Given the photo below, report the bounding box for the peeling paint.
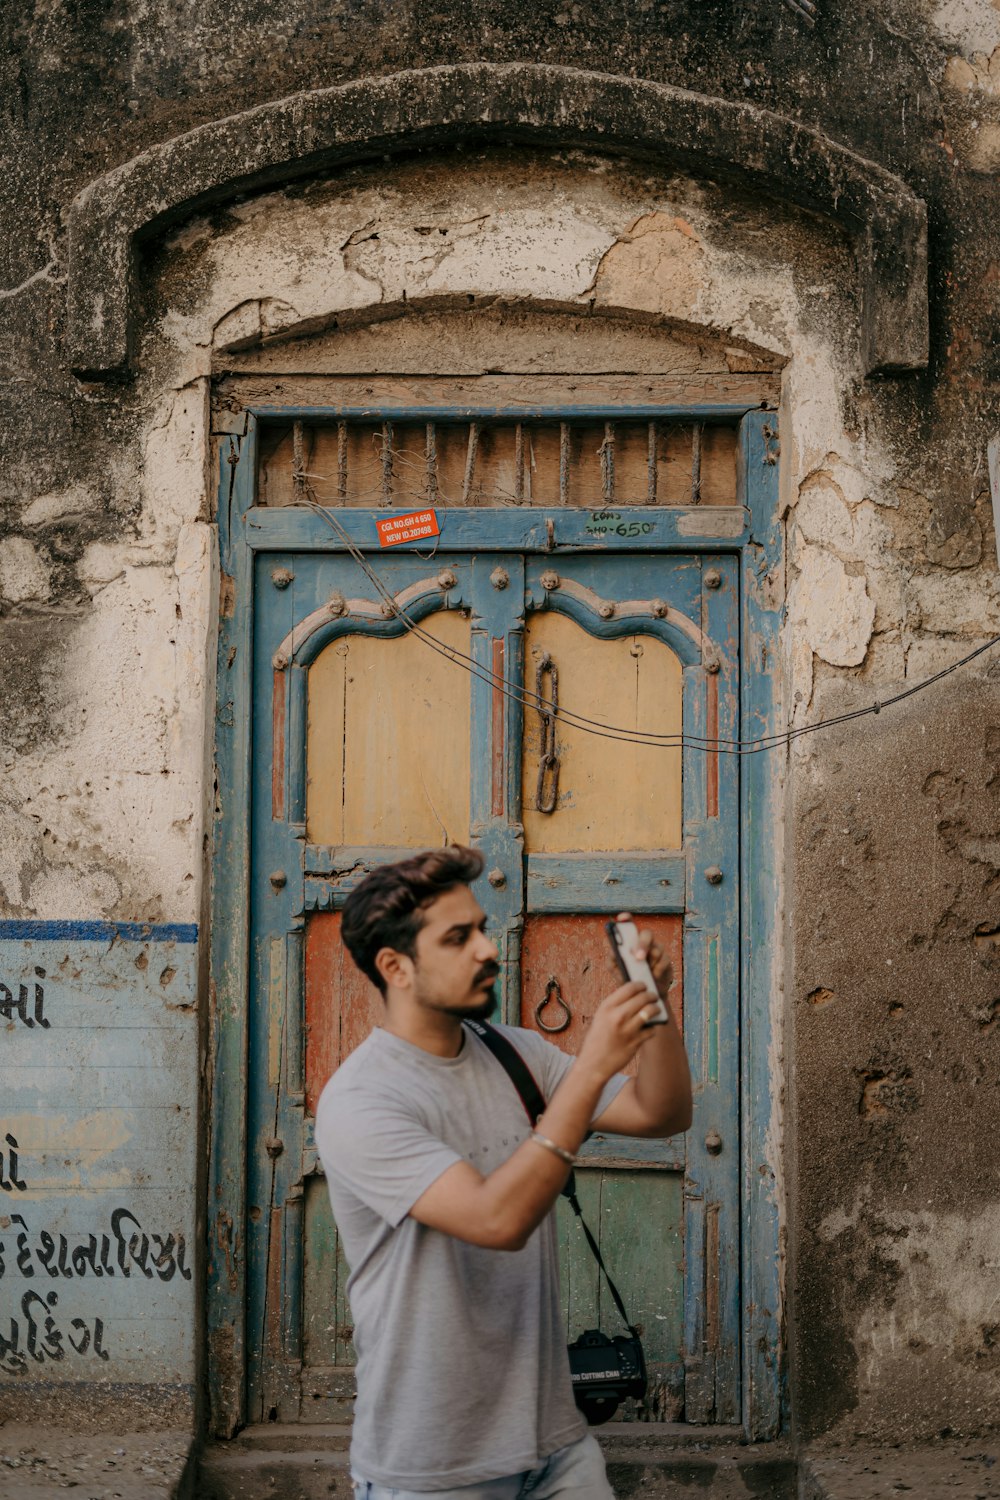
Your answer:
[592,211,708,321]
[0,537,53,604]
[790,548,876,668]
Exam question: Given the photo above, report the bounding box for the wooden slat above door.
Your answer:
[257,413,738,510]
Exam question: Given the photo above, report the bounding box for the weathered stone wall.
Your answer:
[1,0,998,1444]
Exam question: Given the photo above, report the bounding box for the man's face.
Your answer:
[408,884,501,1021]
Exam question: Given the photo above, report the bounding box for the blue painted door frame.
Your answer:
[208,405,784,1439]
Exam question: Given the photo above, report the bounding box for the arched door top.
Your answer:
[68,63,926,382]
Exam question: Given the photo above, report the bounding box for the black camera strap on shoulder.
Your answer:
[463,1019,636,1337]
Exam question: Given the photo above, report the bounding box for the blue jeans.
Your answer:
[351,1432,614,1499]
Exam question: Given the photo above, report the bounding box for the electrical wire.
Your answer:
[296,494,1000,757]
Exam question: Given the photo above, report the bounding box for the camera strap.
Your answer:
[463,1019,638,1337]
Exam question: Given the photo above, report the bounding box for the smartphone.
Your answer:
[606,920,670,1026]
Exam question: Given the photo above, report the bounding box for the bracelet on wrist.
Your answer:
[529,1131,577,1168]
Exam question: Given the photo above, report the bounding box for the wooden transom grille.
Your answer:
[258,417,738,509]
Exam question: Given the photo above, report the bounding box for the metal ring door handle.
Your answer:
[535,976,572,1033]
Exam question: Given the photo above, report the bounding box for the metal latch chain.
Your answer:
[534,651,560,814]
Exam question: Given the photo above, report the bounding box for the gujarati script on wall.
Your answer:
[0,921,198,1386]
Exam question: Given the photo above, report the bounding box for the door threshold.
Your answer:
[226,1419,754,1446]
[198,1426,796,1500]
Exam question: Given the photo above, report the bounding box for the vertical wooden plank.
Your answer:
[707,935,720,1087]
[286,665,308,828]
[380,421,393,506]
[292,420,306,504]
[598,1174,684,1361]
[304,911,382,1114]
[271,670,286,821]
[700,425,738,506]
[304,913,339,1119]
[247,552,309,1425]
[267,936,286,1089]
[601,422,615,504]
[468,554,525,1027]
[303,1176,338,1367]
[703,554,742,1426]
[706,672,719,820]
[598,1173,685,1417]
[283,1194,304,1368]
[683,1194,710,1420]
[262,1203,284,1415]
[208,416,258,1435]
[740,411,785,1438]
[462,422,480,503]
[337,421,348,500]
[331,1223,355,1369]
[285,929,304,1096]
[505,622,524,857]
[682,551,741,1426]
[491,637,505,818]
[704,1201,720,1355]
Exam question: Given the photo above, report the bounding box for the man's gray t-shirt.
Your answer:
[314,1023,627,1490]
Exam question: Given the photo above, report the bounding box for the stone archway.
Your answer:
[68,63,927,381]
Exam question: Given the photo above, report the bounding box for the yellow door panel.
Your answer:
[521,613,682,853]
[306,611,471,847]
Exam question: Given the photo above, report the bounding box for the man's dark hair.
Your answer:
[340,845,485,994]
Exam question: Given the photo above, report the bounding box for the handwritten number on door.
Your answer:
[534,652,560,814]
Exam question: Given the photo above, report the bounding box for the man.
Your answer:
[316,845,693,1500]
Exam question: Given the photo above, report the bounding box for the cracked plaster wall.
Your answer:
[1,0,999,1444]
[139,150,1000,1440]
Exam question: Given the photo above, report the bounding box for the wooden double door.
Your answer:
[246,547,740,1425]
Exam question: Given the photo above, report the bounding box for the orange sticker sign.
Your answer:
[376,510,440,548]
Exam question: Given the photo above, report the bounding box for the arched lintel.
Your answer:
[67,62,927,383]
[214,292,789,372]
[531,584,706,667]
[276,587,464,670]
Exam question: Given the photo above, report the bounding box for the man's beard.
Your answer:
[450,984,499,1022]
[414,966,500,1021]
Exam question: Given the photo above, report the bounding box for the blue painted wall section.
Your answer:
[0,921,198,1391]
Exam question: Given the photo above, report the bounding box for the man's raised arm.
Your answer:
[408,976,658,1251]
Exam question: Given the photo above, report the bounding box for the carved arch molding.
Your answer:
[67,62,927,381]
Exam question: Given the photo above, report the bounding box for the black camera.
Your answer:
[567,1328,647,1425]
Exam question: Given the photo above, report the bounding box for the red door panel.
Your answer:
[520,914,684,1075]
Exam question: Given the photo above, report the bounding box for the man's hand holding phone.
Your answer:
[606,918,671,1026]
[574,916,675,1081]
